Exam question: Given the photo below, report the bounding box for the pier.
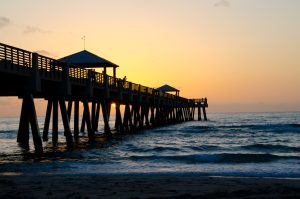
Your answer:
[0,42,208,154]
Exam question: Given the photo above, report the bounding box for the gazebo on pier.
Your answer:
[59,50,119,79]
[157,84,180,96]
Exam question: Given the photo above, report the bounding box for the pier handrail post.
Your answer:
[86,69,94,97]
[138,84,141,103]
[62,63,71,95]
[103,72,109,99]
[204,97,208,107]
[113,67,116,86]
[157,90,161,106]
[152,88,156,105]
[143,87,149,127]
[118,78,123,100]
[137,84,142,128]
[31,53,41,92]
[145,87,149,104]
[155,90,160,125]
[129,82,133,101]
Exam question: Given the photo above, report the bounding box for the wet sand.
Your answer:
[0,175,300,198]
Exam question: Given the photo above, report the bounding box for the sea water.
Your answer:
[0,112,300,178]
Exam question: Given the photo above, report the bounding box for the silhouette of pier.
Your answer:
[0,42,208,154]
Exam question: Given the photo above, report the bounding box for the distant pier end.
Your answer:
[0,42,208,154]
[157,84,208,120]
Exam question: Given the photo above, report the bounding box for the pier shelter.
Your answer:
[157,84,180,96]
[59,50,119,79]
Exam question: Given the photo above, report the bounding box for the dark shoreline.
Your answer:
[1,175,300,198]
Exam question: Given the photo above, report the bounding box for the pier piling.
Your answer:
[83,99,94,141]
[42,99,52,141]
[17,97,30,149]
[17,94,43,154]
[52,98,59,144]
[74,100,80,140]
[101,100,112,138]
[59,97,73,148]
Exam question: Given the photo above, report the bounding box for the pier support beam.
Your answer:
[91,100,96,132]
[123,104,133,133]
[17,94,43,154]
[83,99,94,141]
[140,105,149,128]
[80,108,86,133]
[101,100,112,138]
[67,100,72,122]
[123,104,129,132]
[177,108,180,122]
[52,98,59,144]
[107,102,111,121]
[94,102,101,132]
[150,106,155,126]
[115,102,124,133]
[155,106,160,126]
[27,94,43,155]
[132,104,141,129]
[194,107,196,120]
[17,97,30,149]
[180,108,184,122]
[42,99,52,141]
[74,100,79,140]
[198,106,202,121]
[189,107,193,121]
[172,108,176,123]
[59,98,73,148]
[202,107,207,121]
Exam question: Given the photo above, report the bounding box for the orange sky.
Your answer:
[0,0,300,115]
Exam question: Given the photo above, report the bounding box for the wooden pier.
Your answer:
[0,42,208,154]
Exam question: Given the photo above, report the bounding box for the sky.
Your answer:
[0,0,300,115]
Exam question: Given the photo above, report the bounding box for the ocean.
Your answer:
[0,112,300,178]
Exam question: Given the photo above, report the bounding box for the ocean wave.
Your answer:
[129,153,300,164]
[153,123,300,135]
[0,130,16,134]
[152,129,176,133]
[183,126,218,133]
[217,124,300,133]
[242,144,300,152]
[289,124,300,128]
[186,145,226,151]
[0,130,17,139]
[218,125,256,129]
[129,146,181,153]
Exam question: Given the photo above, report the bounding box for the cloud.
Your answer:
[0,16,10,28]
[214,0,231,7]
[24,26,49,34]
[34,50,56,58]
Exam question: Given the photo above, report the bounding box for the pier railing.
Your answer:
[0,43,32,68]
[0,42,205,105]
[0,43,32,75]
[37,54,64,80]
[69,65,88,84]
[94,72,104,85]
[191,98,208,106]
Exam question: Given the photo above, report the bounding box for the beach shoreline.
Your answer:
[1,175,300,198]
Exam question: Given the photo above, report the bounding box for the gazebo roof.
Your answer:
[157,84,179,92]
[59,50,119,68]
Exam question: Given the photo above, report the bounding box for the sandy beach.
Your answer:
[0,175,300,199]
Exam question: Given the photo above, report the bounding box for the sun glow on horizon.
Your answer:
[0,0,299,114]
